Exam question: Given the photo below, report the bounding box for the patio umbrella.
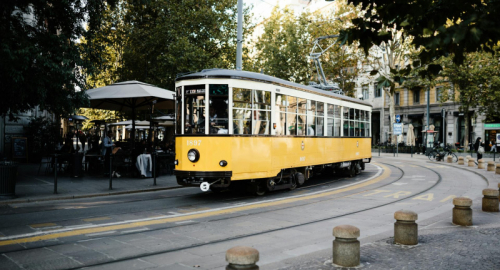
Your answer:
[84,81,175,149]
[406,124,415,146]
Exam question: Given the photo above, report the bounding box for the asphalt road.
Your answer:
[0,156,492,270]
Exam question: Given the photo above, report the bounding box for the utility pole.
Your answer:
[236,0,243,70]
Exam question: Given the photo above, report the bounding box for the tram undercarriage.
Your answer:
[175,159,370,195]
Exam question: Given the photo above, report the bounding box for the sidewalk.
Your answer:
[1,163,181,205]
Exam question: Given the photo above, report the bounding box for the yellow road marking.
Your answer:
[0,163,390,246]
[384,191,411,198]
[363,190,391,196]
[82,217,111,222]
[178,207,211,213]
[440,195,456,203]
[412,193,434,201]
[30,223,57,228]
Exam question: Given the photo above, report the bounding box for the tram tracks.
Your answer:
[0,162,449,269]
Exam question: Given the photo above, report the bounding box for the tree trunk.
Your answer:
[464,112,469,151]
[384,87,396,144]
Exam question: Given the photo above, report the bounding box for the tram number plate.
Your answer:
[187,140,202,146]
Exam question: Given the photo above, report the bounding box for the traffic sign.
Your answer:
[395,115,401,123]
[393,123,403,135]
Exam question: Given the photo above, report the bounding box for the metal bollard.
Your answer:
[332,225,360,267]
[226,246,259,270]
[109,154,113,190]
[468,158,475,167]
[394,210,418,245]
[496,164,500,175]
[458,156,465,165]
[487,161,495,171]
[446,155,452,163]
[54,154,58,194]
[477,159,485,169]
[482,189,499,212]
[453,197,473,226]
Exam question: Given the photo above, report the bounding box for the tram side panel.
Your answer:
[231,137,273,181]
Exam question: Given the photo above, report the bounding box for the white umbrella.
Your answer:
[84,81,174,148]
[110,120,145,126]
[406,124,415,146]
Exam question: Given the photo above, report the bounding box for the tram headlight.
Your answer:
[187,149,200,162]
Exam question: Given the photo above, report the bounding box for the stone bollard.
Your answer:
[453,197,472,226]
[332,225,360,267]
[496,164,500,175]
[477,159,485,169]
[487,161,495,171]
[458,156,465,165]
[465,155,472,164]
[226,246,259,270]
[482,189,500,212]
[446,155,452,163]
[468,158,476,167]
[394,210,418,245]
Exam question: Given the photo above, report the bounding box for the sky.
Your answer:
[245,0,335,25]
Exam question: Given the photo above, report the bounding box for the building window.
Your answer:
[375,87,382,98]
[362,85,369,100]
[413,89,420,104]
[394,92,400,106]
[436,86,442,102]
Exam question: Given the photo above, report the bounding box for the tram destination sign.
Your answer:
[185,89,205,95]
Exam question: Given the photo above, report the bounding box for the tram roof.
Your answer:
[176,69,371,107]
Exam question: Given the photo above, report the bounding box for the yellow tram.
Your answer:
[174,69,372,194]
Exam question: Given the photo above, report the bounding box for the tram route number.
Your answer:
[187,140,202,146]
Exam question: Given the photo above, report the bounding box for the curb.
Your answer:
[0,185,186,205]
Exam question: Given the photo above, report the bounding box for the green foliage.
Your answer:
[84,0,253,91]
[252,0,363,96]
[341,0,500,75]
[78,108,123,131]
[0,0,116,119]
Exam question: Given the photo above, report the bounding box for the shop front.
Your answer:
[484,123,500,152]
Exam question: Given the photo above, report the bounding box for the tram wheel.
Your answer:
[347,163,356,178]
[289,175,297,190]
[255,184,267,196]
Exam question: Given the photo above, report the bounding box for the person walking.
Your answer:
[474,137,485,164]
[102,131,115,176]
[490,139,497,153]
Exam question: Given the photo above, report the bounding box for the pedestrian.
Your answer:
[78,131,87,153]
[102,131,115,176]
[474,137,485,164]
[489,139,497,153]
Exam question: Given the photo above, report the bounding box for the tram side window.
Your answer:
[253,90,271,134]
[307,100,315,136]
[208,84,229,134]
[286,96,297,135]
[233,88,252,134]
[297,98,306,135]
[326,104,334,136]
[334,105,341,136]
[184,85,206,134]
[275,94,286,135]
[316,102,324,136]
[343,107,349,136]
[360,110,366,137]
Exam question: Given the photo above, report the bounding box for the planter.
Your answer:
[0,162,18,199]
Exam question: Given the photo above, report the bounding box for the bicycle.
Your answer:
[428,144,458,162]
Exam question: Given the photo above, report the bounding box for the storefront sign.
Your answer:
[484,123,500,130]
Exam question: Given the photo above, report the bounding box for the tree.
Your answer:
[308,0,364,97]
[84,0,253,91]
[0,0,115,119]
[252,7,312,84]
[439,52,500,148]
[364,30,417,143]
[340,0,500,73]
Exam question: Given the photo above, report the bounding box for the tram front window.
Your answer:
[209,84,229,134]
[184,85,206,134]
